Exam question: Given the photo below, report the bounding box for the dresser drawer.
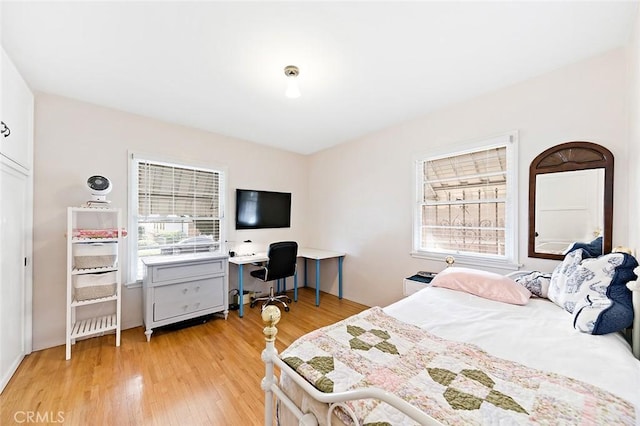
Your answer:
[153,277,225,321]
[151,259,226,283]
[154,298,216,322]
[154,277,220,302]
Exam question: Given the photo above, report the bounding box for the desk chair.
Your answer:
[249,241,298,312]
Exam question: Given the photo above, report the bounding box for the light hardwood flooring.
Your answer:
[0,288,368,425]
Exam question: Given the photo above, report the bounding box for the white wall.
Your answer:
[32,94,310,350]
[628,6,640,253]
[307,48,630,308]
[32,46,633,351]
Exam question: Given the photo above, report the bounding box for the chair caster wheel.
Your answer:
[284,306,290,312]
[286,298,292,303]
[250,302,256,308]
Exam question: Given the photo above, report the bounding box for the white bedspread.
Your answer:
[384,286,640,421]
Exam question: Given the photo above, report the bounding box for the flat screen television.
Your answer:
[235,189,291,229]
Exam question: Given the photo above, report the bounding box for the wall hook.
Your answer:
[1,121,10,138]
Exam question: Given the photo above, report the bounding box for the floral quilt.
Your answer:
[280,307,636,426]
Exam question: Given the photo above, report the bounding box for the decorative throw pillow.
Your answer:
[571,252,638,335]
[563,236,603,258]
[514,271,552,298]
[549,249,638,334]
[431,267,531,305]
[548,248,589,313]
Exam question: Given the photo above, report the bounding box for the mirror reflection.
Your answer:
[534,169,604,255]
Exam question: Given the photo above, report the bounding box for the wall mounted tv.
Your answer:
[235,189,292,229]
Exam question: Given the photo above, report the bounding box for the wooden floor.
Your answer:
[0,288,368,426]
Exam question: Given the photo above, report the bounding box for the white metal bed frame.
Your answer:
[260,270,640,426]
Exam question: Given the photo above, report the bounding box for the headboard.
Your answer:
[628,268,640,359]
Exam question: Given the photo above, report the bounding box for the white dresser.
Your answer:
[142,253,229,341]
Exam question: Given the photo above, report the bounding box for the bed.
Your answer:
[260,260,640,425]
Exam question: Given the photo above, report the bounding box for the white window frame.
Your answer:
[126,151,227,286]
[411,132,519,270]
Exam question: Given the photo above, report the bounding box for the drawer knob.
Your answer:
[182,305,188,310]
[195,286,201,291]
[182,288,188,294]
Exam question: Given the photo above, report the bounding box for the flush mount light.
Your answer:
[284,65,300,99]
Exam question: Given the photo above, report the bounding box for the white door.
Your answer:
[0,162,27,392]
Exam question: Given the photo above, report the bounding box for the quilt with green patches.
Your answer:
[280,307,635,425]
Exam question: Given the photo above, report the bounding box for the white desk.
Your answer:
[228,247,345,317]
[298,248,345,307]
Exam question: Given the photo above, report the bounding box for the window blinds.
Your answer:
[137,161,221,221]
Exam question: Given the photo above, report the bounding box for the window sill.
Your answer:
[410,251,522,271]
[126,280,142,289]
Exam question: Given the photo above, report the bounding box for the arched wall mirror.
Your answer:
[528,141,614,260]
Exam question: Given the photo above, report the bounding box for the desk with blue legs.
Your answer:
[298,248,345,307]
[228,248,345,317]
[228,253,268,318]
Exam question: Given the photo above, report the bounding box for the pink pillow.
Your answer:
[431,267,531,305]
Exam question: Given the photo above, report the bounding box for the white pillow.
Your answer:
[514,271,552,298]
[548,249,587,313]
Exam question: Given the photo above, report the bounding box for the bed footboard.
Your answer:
[260,306,441,426]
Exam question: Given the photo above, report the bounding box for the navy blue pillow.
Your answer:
[572,252,638,335]
[564,236,603,258]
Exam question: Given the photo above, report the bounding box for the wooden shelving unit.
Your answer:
[65,207,123,360]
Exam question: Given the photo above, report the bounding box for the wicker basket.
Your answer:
[73,271,117,301]
[73,242,117,269]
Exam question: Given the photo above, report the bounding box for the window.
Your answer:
[128,154,225,282]
[413,133,518,268]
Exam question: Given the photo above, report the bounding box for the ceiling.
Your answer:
[1,1,637,155]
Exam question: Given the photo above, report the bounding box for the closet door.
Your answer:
[0,163,27,392]
[0,47,33,393]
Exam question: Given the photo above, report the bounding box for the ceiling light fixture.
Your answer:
[284,65,301,99]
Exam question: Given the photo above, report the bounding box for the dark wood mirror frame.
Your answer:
[528,141,614,260]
